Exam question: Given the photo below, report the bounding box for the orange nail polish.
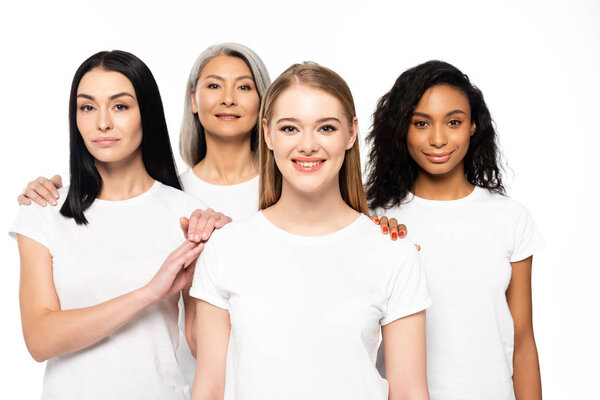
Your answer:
[382,227,388,234]
[392,232,398,240]
[398,231,405,237]
[375,218,380,224]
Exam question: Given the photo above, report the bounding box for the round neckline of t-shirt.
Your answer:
[406,185,483,207]
[93,180,161,208]
[186,168,258,189]
[255,210,368,244]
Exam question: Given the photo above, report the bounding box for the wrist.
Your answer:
[137,285,160,306]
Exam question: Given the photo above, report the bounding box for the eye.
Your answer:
[279,125,298,134]
[79,105,94,112]
[239,84,253,91]
[319,124,337,134]
[114,104,129,111]
[448,119,462,127]
[207,83,220,89]
[413,120,429,128]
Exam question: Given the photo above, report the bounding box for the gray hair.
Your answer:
[179,43,271,167]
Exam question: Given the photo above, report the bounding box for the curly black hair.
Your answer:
[366,60,505,210]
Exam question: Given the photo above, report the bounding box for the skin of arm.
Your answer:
[506,256,542,399]
[383,310,430,400]
[18,234,201,362]
[191,300,230,400]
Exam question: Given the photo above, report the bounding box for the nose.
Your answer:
[428,124,447,148]
[221,84,236,107]
[97,108,113,132]
[297,130,319,154]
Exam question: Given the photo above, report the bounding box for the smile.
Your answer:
[292,158,325,173]
[424,151,453,163]
[215,113,241,120]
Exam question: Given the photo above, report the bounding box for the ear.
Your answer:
[346,117,359,150]
[262,118,274,150]
[191,90,198,114]
[470,121,476,136]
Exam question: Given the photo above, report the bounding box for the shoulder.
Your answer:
[204,212,261,247]
[355,214,420,262]
[474,189,534,217]
[155,182,208,211]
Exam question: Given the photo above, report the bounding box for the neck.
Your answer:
[95,150,155,201]
[193,130,257,185]
[263,177,359,236]
[412,163,474,201]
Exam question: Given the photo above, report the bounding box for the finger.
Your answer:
[17,194,32,205]
[31,180,56,204]
[214,213,232,228]
[201,215,218,240]
[397,224,407,239]
[176,242,204,265]
[50,174,63,189]
[168,240,200,262]
[42,179,60,201]
[389,218,399,241]
[187,209,205,242]
[370,214,380,225]
[415,243,421,252]
[379,216,389,234]
[179,217,189,239]
[23,187,48,207]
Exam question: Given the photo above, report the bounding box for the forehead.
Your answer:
[415,84,470,113]
[200,55,252,78]
[77,68,135,96]
[272,85,346,120]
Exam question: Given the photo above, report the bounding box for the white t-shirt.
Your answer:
[180,168,259,221]
[190,212,432,400]
[9,181,207,400]
[177,168,260,385]
[375,187,545,400]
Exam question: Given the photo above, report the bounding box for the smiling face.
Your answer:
[263,84,357,196]
[191,55,260,140]
[407,84,476,179]
[76,68,143,165]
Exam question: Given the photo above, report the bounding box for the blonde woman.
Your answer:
[190,63,431,400]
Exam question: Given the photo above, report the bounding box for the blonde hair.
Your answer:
[258,62,369,214]
[179,43,271,167]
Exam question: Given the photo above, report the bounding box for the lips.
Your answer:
[92,137,120,147]
[424,151,452,163]
[291,157,326,173]
[215,113,241,121]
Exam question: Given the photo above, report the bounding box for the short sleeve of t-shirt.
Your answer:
[9,204,52,252]
[189,238,229,310]
[381,243,432,325]
[509,201,545,262]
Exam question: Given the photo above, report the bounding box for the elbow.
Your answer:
[23,331,52,362]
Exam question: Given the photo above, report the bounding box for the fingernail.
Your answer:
[374,218,379,224]
[392,232,398,240]
[382,227,388,234]
[398,231,405,237]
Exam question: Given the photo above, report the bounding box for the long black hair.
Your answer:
[366,60,505,210]
[60,50,181,224]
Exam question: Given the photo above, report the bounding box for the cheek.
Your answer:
[76,114,94,140]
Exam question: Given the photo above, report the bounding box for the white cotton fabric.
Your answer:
[375,187,545,400]
[190,212,432,400]
[179,168,259,221]
[9,181,207,400]
[177,168,260,385]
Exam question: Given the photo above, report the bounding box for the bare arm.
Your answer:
[383,310,430,400]
[18,234,202,362]
[507,256,542,399]
[191,300,230,400]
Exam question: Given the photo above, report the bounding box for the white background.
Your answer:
[1,0,598,397]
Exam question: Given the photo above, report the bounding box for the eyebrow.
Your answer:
[202,74,254,81]
[412,109,466,118]
[275,117,342,124]
[76,92,135,101]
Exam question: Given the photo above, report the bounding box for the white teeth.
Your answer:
[297,161,321,167]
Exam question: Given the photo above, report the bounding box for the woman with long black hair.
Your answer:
[368,60,544,399]
[10,50,226,399]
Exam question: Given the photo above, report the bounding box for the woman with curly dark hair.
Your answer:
[368,60,544,400]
